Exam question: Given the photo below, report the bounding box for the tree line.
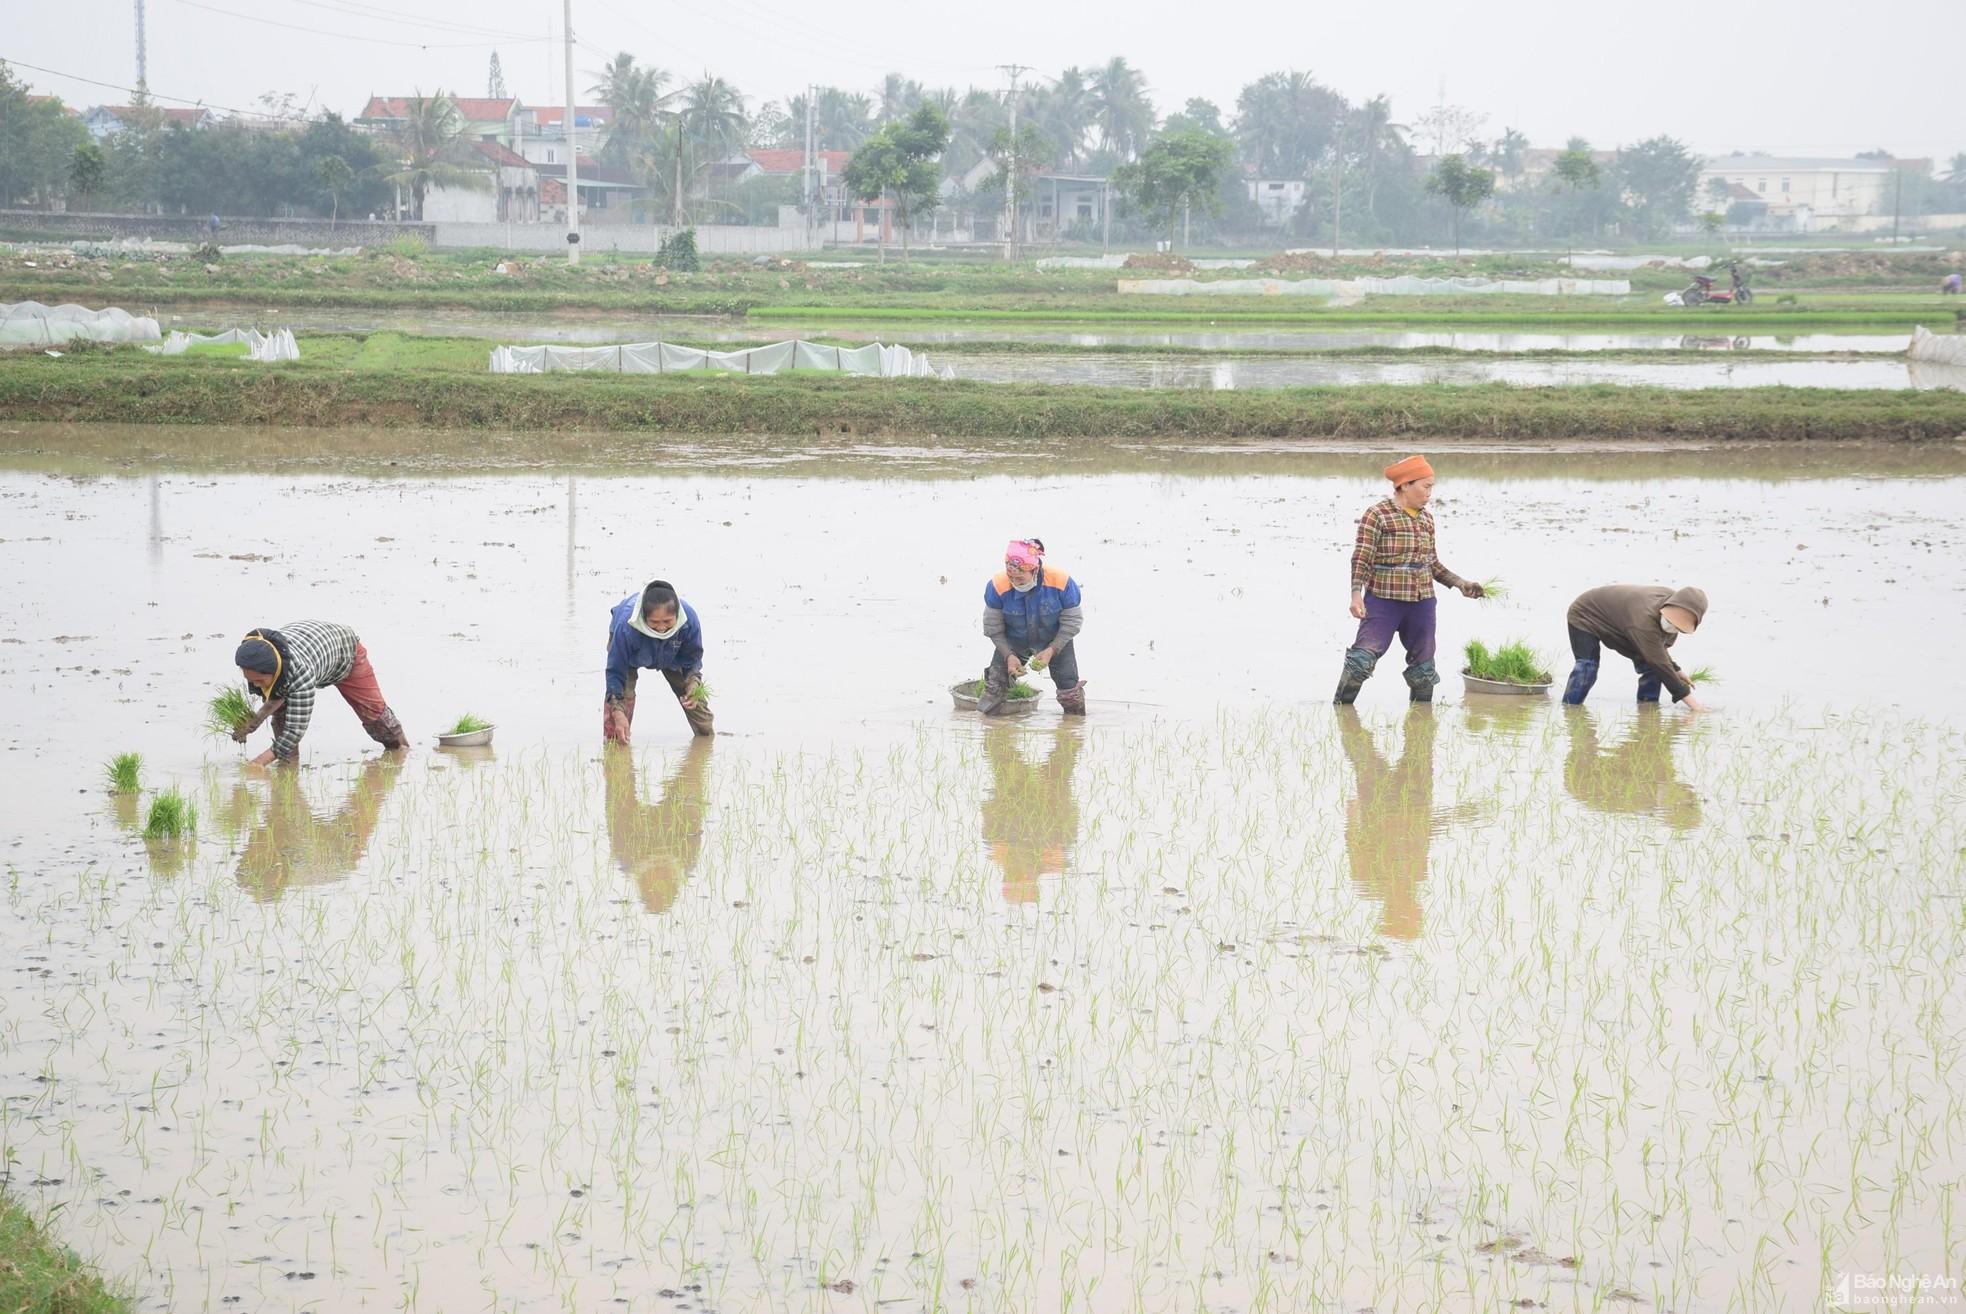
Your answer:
[6,57,1962,246]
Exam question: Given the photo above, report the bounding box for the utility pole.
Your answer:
[133,0,148,99]
[997,64,1028,261]
[1892,166,1902,244]
[804,84,817,246]
[564,0,578,264]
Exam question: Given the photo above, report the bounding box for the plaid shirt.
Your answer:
[1349,498,1467,601]
[269,620,360,760]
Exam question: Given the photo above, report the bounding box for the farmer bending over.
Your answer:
[605,579,712,743]
[981,538,1086,715]
[233,621,407,765]
[1562,584,1710,710]
[1335,454,1485,705]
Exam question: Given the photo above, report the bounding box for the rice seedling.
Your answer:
[142,786,196,841]
[1477,577,1509,600]
[446,712,492,735]
[961,678,1039,700]
[1686,665,1720,684]
[687,679,712,706]
[205,684,256,738]
[1463,638,1552,684]
[104,751,142,793]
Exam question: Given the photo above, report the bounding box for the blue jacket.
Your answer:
[984,565,1080,647]
[605,595,704,699]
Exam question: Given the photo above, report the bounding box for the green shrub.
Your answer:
[656,228,699,272]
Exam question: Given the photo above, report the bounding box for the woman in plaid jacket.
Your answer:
[1335,455,1485,705]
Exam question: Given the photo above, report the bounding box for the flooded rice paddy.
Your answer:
[258,310,1914,356]
[944,353,1966,390]
[2,428,1963,1312]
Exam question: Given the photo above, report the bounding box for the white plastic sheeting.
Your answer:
[0,300,162,345]
[146,328,301,361]
[1117,275,1631,297]
[488,339,946,378]
[1910,325,1966,367]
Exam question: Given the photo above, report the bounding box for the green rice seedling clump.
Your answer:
[1686,665,1719,684]
[143,787,197,841]
[447,713,491,734]
[206,685,256,738]
[1464,638,1552,685]
[105,751,143,793]
[688,680,712,705]
[1478,578,1509,600]
[964,678,1039,700]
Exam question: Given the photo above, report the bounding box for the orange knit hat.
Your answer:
[1383,454,1434,486]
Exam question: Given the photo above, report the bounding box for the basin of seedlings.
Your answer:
[950,677,1043,714]
[1462,638,1553,696]
[436,711,495,747]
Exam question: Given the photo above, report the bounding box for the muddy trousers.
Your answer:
[604,667,715,742]
[1562,625,1664,705]
[1335,595,1438,704]
[982,639,1084,715]
[274,643,406,748]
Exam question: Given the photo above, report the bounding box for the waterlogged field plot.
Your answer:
[2,711,1962,1313]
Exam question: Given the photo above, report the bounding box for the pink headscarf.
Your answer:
[1004,539,1042,569]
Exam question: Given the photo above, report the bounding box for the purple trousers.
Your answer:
[1351,594,1437,666]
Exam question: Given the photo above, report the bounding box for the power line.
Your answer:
[170,0,549,49]
[274,0,549,42]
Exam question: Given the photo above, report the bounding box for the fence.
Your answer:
[488,339,943,378]
[433,223,821,254]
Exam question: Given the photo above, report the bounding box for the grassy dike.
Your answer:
[4,351,1964,441]
[0,1193,129,1314]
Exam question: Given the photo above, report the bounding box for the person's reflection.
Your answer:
[1562,708,1702,831]
[235,757,402,900]
[604,739,712,914]
[1337,706,1462,941]
[980,723,1083,905]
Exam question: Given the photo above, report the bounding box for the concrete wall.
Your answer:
[0,209,433,245]
[430,222,821,254]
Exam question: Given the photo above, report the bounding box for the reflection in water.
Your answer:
[565,474,577,620]
[1462,694,1544,741]
[147,475,162,565]
[235,758,403,899]
[1562,708,1702,831]
[980,723,1083,904]
[604,740,712,914]
[1338,707,1478,940]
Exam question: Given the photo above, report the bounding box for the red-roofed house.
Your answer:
[85,104,213,140]
[516,105,611,163]
[732,148,866,227]
[356,95,522,145]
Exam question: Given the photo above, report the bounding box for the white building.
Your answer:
[1696,155,1924,231]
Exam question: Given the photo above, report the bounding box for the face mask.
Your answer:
[1012,577,1038,593]
[647,615,683,640]
[1661,616,1680,636]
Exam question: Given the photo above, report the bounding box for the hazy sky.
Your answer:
[7,0,1963,163]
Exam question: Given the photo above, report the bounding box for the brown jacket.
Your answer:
[1566,585,1692,702]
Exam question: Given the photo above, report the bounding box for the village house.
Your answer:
[355,95,523,146]
[83,105,212,140]
[515,106,611,167]
[421,141,541,223]
[1695,154,1930,232]
[951,158,1111,244]
[1244,168,1307,226]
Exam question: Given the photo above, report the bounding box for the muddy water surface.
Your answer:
[2,428,1962,1312]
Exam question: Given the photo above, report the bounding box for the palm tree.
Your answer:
[676,74,747,222]
[942,87,1003,177]
[1032,67,1092,170]
[1233,71,1346,180]
[589,54,672,168]
[384,90,489,219]
[876,73,923,126]
[1088,57,1152,160]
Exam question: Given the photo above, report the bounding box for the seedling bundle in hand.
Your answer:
[206,685,256,738]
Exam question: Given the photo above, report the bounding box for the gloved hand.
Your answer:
[1460,580,1486,599]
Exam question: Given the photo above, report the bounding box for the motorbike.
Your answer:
[1672,264,1754,307]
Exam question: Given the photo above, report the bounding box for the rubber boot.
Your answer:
[1403,660,1439,703]
[1055,680,1088,716]
[1333,647,1378,705]
[1636,669,1663,704]
[976,662,1013,715]
[1561,658,1599,706]
[361,708,408,749]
